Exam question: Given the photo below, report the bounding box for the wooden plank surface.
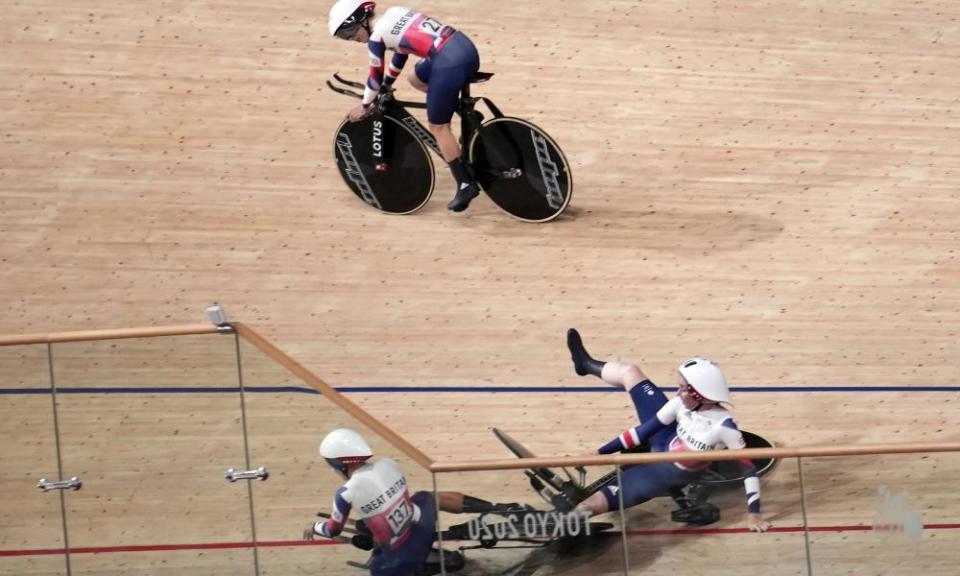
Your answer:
[2,0,959,574]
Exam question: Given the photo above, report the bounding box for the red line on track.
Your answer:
[626,523,960,536]
[0,540,340,557]
[3,524,959,557]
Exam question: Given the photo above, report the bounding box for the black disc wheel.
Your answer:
[699,431,778,486]
[468,117,572,222]
[333,114,434,214]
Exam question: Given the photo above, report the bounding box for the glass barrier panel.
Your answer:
[49,333,254,576]
[236,337,433,575]
[433,463,628,575]
[621,453,808,575]
[0,343,67,575]
[801,452,959,576]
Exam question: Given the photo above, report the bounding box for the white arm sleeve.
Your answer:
[717,421,748,450]
[655,396,683,425]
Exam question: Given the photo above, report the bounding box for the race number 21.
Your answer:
[419,17,442,33]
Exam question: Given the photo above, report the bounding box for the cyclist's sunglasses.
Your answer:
[334,11,369,39]
[335,22,362,39]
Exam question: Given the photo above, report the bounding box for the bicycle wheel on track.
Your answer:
[333,114,434,214]
[699,431,778,485]
[467,117,572,222]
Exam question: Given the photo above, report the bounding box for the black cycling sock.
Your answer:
[461,495,493,512]
[447,157,480,212]
[461,495,520,513]
[567,328,605,377]
[448,157,475,187]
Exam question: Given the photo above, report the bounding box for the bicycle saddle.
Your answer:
[469,71,494,84]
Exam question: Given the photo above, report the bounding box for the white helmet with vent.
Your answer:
[678,357,733,405]
[328,0,376,37]
[320,428,373,477]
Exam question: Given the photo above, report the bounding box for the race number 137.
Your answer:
[387,500,411,534]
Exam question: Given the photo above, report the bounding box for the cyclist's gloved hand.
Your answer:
[355,519,371,535]
[351,534,375,550]
[347,103,373,122]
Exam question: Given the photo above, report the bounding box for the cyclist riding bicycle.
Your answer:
[329,1,482,212]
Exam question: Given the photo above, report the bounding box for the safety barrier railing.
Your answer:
[0,321,432,576]
[2,322,957,576]
[430,442,960,472]
[0,321,431,468]
[429,438,960,575]
[0,324,220,345]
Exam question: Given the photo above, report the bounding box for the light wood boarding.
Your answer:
[2,325,959,575]
[2,0,960,574]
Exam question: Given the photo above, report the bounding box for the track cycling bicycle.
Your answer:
[327,72,572,222]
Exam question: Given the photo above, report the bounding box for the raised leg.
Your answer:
[568,328,648,391]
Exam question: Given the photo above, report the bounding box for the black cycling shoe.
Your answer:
[567,328,605,377]
[447,183,480,212]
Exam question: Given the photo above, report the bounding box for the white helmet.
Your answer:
[677,357,733,405]
[320,428,373,477]
[328,0,376,37]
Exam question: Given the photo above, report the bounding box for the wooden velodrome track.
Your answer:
[2,0,959,574]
